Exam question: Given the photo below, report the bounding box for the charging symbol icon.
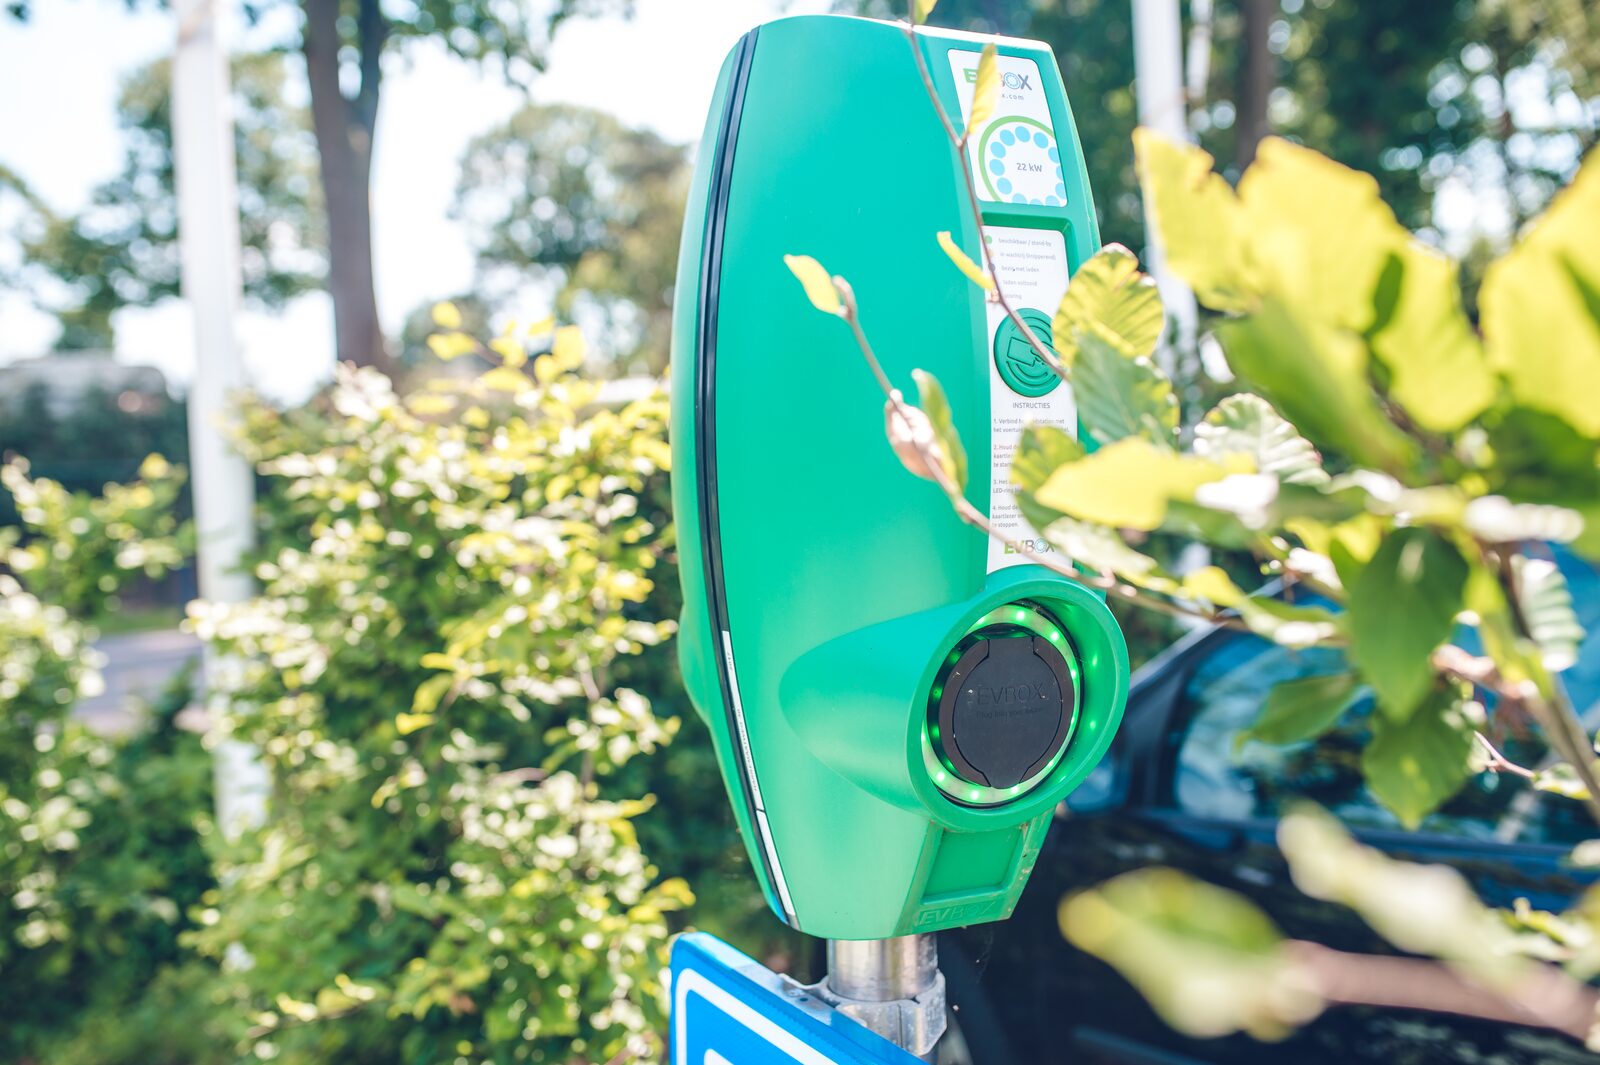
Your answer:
[993,309,1061,397]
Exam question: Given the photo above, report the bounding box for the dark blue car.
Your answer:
[940,548,1600,1065]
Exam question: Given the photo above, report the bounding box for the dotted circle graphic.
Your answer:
[979,116,1067,206]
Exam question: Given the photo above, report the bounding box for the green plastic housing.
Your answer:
[670,14,1130,940]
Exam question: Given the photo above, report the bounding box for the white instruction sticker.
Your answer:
[947,50,1068,207]
[983,226,1076,573]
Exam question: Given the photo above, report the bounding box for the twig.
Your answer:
[1474,731,1537,780]
[1286,941,1599,1045]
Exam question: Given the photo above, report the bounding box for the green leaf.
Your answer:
[1033,437,1246,531]
[1369,241,1494,434]
[1218,300,1416,474]
[912,369,967,491]
[1233,595,1342,648]
[1480,152,1600,438]
[936,230,993,291]
[912,0,938,23]
[1053,243,1164,366]
[1361,687,1475,829]
[1132,129,1253,313]
[1060,868,1318,1041]
[1240,672,1360,749]
[1037,516,1169,587]
[1512,555,1586,672]
[1072,331,1179,447]
[1193,394,1327,486]
[1337,528,1468,721]
[966,44,998,139]
[1531,762,1592,802]
[783,254,841,315]
[1236,138,1406,332]
[1011,423,1084,494]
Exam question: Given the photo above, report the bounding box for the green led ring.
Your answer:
[921,602,1082,807]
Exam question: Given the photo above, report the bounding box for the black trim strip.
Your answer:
[694,28,798,927]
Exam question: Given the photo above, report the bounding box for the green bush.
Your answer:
[184,326,700,1064]
[0,460,219,1064]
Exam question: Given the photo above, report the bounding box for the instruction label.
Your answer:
[983,226,1076,573]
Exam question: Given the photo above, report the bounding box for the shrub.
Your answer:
[0,460,218,1063]
[185,326,695,1063]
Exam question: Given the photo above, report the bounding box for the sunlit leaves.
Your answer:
[1052,243,1164,366]
[1011,423,1083,495]
[1071,331,1179,448]
[1338,528,1467,722]
[432,301,463,329]
[1481,151,1600,438]
[1132,130,1252,313]
[913,369,967,491]
[911,0,938,24]
[1061,868,1319,1041]
[936,230,993,291]
[1235,138,1405,333]
[1369,242,1493,433]
[783,253,842,315]
[1218,301,1415,474]
[1033,437,1247,531]
[1194,394,1327,486]
[1513,556,1586,672]
[966,44,998,140]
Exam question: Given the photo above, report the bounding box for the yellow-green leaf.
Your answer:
[1053,244,1164,365]
[1034,437,1245,530]
[1072,331,1178,447]
[966,44,998,140]
[912,368,967,491]
[1369,241,1493,433]
[396,712,435,736]
[912,0,938,24]
[1219,300,1416,474]
[406,393,456,417]
[1181,565,1244,608]
[426,331,477,361]
[480,366,532,393]
[431,301,462,329]
[936,230,993,291]
[1237,137,1406,332]
[1133,128,1253,313]
[1480,152,1600,438]
[783,254,842,315]
[490,335,528,369]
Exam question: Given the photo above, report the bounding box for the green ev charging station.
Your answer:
[670,14,1131,1055]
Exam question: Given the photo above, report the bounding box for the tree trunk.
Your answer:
[1235,0,1274,170]
[302,0,392,374]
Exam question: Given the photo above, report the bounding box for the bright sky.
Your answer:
[0,0,830,402]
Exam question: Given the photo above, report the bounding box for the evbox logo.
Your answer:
[962,66,1033,91]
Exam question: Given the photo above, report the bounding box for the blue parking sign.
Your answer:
[671,933,923,1065]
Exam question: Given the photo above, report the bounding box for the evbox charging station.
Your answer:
[671,14,1130,953]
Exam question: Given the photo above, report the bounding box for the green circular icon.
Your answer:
[994,308,1061,397]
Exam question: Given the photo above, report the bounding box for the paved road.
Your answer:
[78,628,203,735]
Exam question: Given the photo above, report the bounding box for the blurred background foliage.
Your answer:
[0,332,792,1063]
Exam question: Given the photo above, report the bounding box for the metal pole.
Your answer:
[824,935,946,1061]
[170,0,268,835]
[1131,0,1200,366]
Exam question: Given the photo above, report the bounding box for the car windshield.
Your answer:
[1174,545,1600,846]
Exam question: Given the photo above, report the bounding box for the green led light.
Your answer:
[1013,608,1026,622]
[935,771,947,782]
[968,788,981,800]
[931,686,943,700]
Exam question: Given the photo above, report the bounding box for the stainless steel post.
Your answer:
[824,934,946,1061]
